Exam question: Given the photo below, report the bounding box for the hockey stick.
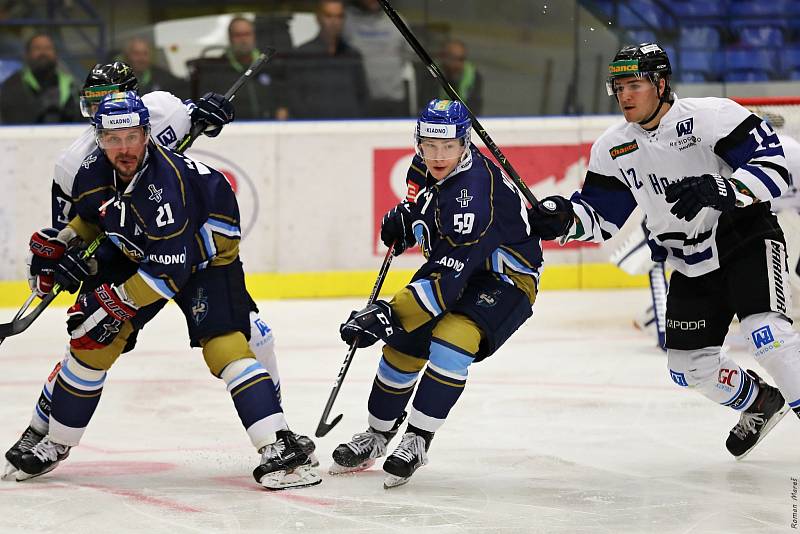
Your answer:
[377,0,538,207]
[316,244,396,437]
[176,48,275,153]
[0,51,276,344]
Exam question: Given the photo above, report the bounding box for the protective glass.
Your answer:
[96,127,148,149]
[80,83,122,118]
[416,138,466,162]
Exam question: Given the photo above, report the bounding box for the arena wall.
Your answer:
[0,117,647,305]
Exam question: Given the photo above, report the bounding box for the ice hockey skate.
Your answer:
[726,370,789,460]
[382,430,431,489]
[253,430,321,490]
[14,437,70,481]
[330,413,406,475]
[2,426,46,480]
[293,432,319,467]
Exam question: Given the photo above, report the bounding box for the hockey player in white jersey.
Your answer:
[528,43,796,459]
[5,62,317,483]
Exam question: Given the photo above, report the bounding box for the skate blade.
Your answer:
[328,458,375,475]
[259,464,321,490]
[307,452,320,468]
[735,405,791,461]
[383,474,410,489]
[1,462,18,481]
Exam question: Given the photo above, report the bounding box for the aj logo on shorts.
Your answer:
[752,325,774,349]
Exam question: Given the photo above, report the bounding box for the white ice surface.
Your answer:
[0,289,797,533]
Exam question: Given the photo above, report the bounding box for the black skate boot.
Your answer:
[383,426,433,489]
[16,437,70,481]
[253,430,321,490]
[726,370,789,459]
[293,432,319,467]
[330,412,406,475]
[3,426,45,480]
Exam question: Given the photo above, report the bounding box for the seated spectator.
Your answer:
[286,0,368,119]
[344,0,410,117]
[0,33,80,124]
[419,39,483,115]
[188,16,288,120]
[122,37,189,98]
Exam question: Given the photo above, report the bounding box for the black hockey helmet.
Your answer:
[606,42,671,98]
[79,61,138,118]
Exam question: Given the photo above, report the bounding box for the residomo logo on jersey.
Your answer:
[101,113,140,129]
[419,122,456,138]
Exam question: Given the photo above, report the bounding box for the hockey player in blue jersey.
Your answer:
[332,99,542,488]
[529,43,800,460]
[6,62,317,482]
[6,91,320,489]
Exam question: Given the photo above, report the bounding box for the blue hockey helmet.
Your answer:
[93,91,150,149]
[415,99,472,161]
[93,90,150,130]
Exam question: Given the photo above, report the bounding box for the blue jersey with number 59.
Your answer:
[391,146,543,333]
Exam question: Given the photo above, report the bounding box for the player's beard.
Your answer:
[113,151,144,181]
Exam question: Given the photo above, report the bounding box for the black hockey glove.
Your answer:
[664,174,736,222]
[339,300,402,348]
[67,283,138,350]
[191,92,235,138]
[528,196,575,240]
[380,200,416,255]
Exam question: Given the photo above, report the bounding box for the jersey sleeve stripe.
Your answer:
[409,279,444,317]
[736,163,783,197]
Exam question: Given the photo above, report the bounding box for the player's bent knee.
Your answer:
[383,345,427,374]
[667,347,721,388]
[71,321,133,370]
[202,331,256,377]
[739,312,796,359]
[431,313,482,356]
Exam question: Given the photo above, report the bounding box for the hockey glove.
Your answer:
[27,228,92,297]
[528,196,575,240]
[191,92,235,138]
[340,300,401,348]
[67,283,138,350]
[380,200,416,255]
[664,174,736,222]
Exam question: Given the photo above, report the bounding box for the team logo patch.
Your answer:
[456,188,473,208]
[192,287,209,325]
[670,369,688,387]
[406,182,419,202]
[476,289,501,307]
[676,118,694,136]
[156,125,177,146]
[609,140,639,159]
[81,154,97,169]
[148,184,163,203]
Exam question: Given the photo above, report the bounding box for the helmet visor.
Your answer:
[606,72,657,96]
[80,83,122,118]
[416,137,466,162]
[96,126,148,150]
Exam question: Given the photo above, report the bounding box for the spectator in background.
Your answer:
[420,39,483,116]
[189,16,288,120]
[122,37,188,98]
[286,0,368,119]
[343,0,409,117]
[0,33,80,124]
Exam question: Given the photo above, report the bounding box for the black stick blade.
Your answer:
[315,413,343,438]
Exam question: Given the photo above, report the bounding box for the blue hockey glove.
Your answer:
[340,300,401,348]
[664,174,736,221]
[67,283,137,350]
[528,196,574,240]
[380,200,416,255]
[191,92,235,137]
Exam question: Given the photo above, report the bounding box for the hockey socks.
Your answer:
[48,353,107,447]
[221,358,287,450]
